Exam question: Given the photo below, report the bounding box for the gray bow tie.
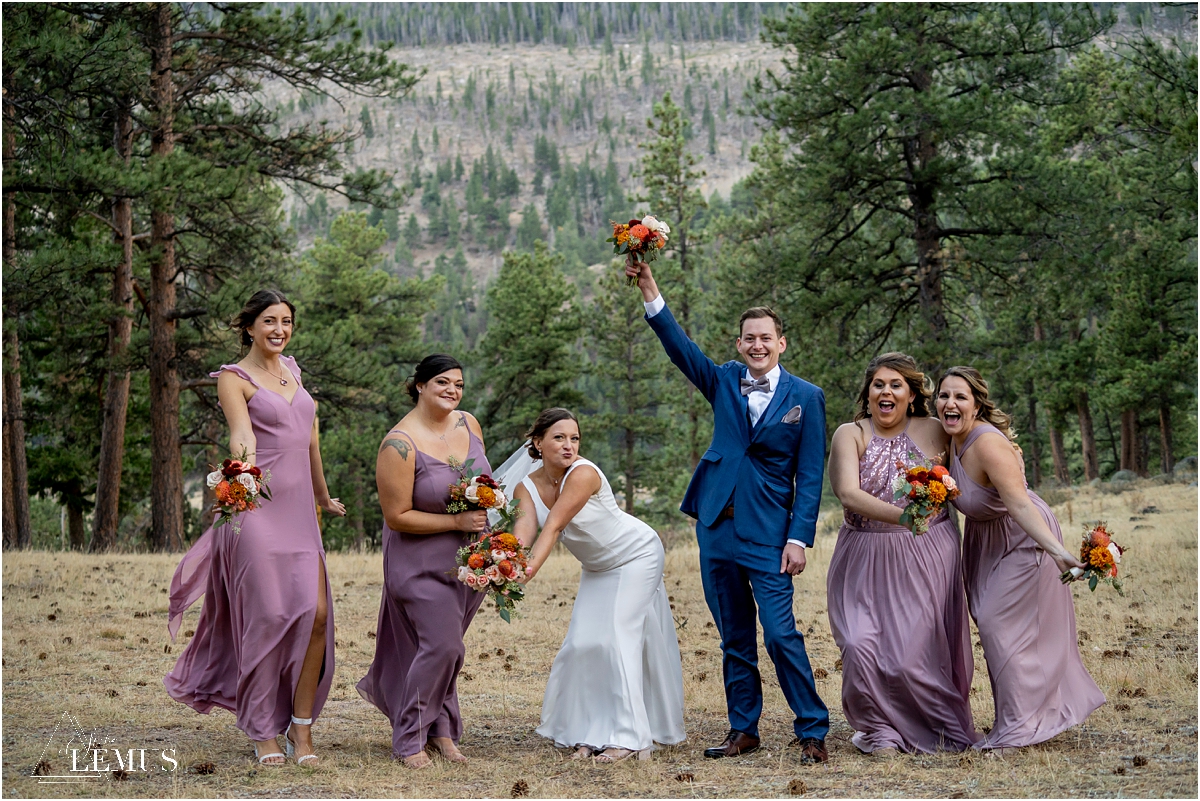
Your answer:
[740,376,771,396]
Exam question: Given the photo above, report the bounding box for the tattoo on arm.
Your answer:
[381,438,411,460]
[454,415,467,430]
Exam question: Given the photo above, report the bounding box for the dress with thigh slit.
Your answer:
[165,357,335,742]
[950,423,1104,749]
[356,418,489,758]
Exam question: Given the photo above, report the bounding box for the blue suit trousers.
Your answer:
[697,516,830,741]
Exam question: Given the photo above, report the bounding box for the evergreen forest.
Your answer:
[3,2,1196,552]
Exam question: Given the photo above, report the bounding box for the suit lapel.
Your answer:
[732,368,751,442]
[753,367,793,435]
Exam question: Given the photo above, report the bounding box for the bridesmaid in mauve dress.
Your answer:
[357,354,490,768]
[826,353,977,755]
[166,290,346,766]
[937,366,1102,750]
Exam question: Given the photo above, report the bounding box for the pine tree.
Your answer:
[475,243,584,455]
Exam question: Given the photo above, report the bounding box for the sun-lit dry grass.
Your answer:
[3,482,1196,798]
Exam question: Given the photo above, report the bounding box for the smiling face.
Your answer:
[416,369,464,413]
[247,303,293,356]
[936,375,979,438]
[869,366,914,428]
[736,317,787,378]
[534,419,580,472]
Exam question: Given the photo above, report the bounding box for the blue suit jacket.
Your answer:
[648,304,826,548]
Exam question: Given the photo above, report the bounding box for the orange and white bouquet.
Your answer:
[1064,522,1126,593]
[608,214,670,285]
[206,450,272,534]
[445,459,509,515]
[456,529,528,622]
[447,457,527,621]
[892,457,960,535]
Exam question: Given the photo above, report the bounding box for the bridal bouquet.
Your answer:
[447,457,527,621]
[608,215,670,285]
[206,450,272,534]
[892,458,959,535]
[455,530,528,622]
[1064,522,1126,593]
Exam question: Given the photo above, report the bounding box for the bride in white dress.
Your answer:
[501,408,685,762]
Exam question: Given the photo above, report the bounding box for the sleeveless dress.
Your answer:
[826,423,977,753]
[524,458,685,752]
[356,416,489,758]
[165,357,335,742]
[950,423,1104,749]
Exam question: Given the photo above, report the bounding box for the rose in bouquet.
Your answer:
[206,450,272,534]
[608,214,670,285]
[455,529,528,622]
[445,457,509,515]
[1063,522,1126,594]
[891,457,960,535]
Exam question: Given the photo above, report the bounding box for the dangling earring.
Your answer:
[908,403,914,415]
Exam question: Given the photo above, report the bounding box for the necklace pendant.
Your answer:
[280,379,288,386]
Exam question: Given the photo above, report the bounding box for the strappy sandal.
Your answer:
[571,745,596,760]
[594,747,651,763]
[254,740,286,766]
[284,715,318,766]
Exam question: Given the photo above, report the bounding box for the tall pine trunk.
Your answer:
[68,500,86,551]
[147,3,184,551]
[1025,380,1042,488]
[1119,408,1137,473]
[2,98,32,549]
[1159,403,1173,475]
[906,61,948,364]
[1077,391,1099,481]
[92,102,136,552]
[1048,421,1070,485]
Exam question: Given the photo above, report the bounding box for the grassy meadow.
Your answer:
[2,482,1196,798]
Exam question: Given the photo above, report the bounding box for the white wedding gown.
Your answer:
[524,458,686,752]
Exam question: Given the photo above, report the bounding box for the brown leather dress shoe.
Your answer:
[703,729,760,759]
[790,737,829,764]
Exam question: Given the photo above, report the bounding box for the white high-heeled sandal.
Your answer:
[285,716,318,766]
[254,741,286,766]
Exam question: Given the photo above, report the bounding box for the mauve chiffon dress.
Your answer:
[950,423,1104,749]
[165,358,335,743]
[357,417,489,759]
[826,423,978,753]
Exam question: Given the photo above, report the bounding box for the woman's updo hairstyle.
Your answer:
[233,289,295,349]
[854,352,933,422]
[936,365,1018,443]
[524,408,579,459]
[406,354,464,403]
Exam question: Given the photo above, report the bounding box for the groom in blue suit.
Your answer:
[628,260,830,763]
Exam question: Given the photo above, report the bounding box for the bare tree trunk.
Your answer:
[906,61,948,367]
[147,3,184,551]
[1025,380,1042,488]
[1119,408,1137,473]
[92,103,136,553]
[1048,420,1070,485]
[1159,403,1174,474]
[68,502,86,551]
[1077,391,1099,481]
[2,98,32,549]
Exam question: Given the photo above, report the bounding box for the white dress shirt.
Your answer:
[645,294,806,550]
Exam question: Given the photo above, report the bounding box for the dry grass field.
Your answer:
[2,482,1196,798]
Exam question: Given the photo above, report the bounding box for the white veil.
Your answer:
[490,441,540,525]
